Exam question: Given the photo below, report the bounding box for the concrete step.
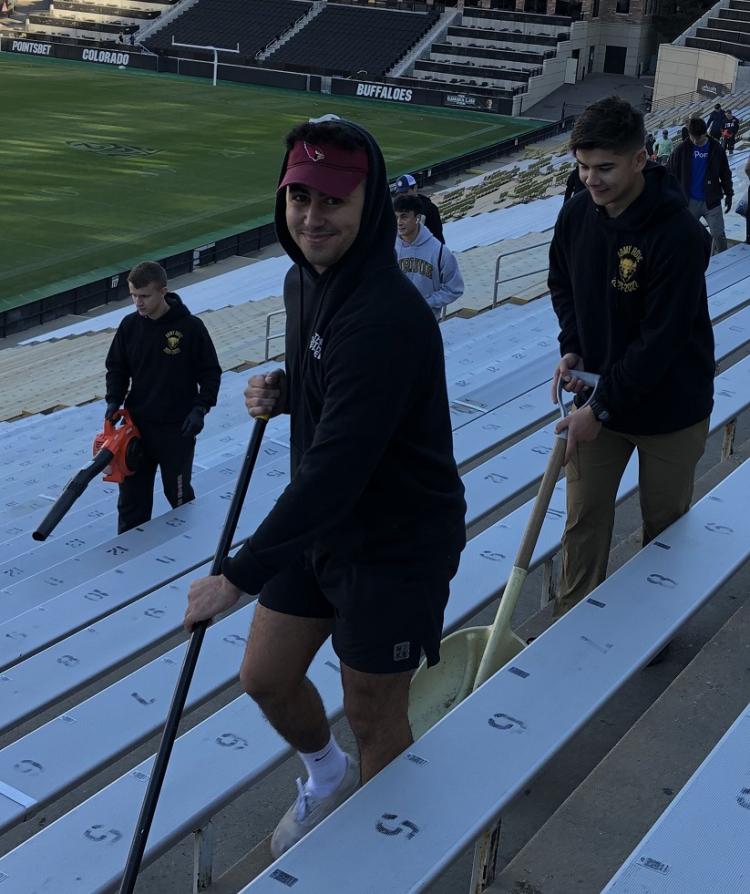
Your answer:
[486,573,750,893]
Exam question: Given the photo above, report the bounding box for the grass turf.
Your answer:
[1,54,547,310]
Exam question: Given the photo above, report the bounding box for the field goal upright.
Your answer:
[171,36,240,86]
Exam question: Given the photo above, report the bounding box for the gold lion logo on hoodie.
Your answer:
[164,330,183,355]
[612,245,643,293]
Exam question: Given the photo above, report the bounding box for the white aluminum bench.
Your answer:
[3,358,749,893]
[239,459,750,894]
[602,703,750,893]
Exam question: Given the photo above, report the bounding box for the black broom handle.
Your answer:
[118,416,268,894]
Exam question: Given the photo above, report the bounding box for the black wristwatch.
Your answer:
[588,397,611,423]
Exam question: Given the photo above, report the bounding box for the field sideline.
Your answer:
[1,54,546,309]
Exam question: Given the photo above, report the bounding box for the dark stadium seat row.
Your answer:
[146,0,314,62]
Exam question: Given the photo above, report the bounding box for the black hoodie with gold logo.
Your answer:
[105,292,221,424]
[549,162,715,435]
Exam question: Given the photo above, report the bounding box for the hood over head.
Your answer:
[274,116,397,281]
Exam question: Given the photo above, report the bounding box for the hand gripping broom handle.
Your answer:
[473,371,599,690]
[118,416,268,894]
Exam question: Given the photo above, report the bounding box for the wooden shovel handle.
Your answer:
[515,435,567,571]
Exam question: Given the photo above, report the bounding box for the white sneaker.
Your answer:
[270,755,360,859]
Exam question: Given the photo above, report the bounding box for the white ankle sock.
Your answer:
[299,734,347,799]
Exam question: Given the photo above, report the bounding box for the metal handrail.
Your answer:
[264,308,286,360]
[492,234,553,308]
[650,90,695,111]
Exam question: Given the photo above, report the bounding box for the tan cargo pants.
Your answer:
[555,416,710,616]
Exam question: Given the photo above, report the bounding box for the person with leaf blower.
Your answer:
[184,117,466,858]
[105,261,221,534]
[548,97,715,622]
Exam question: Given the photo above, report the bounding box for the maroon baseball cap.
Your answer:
[279,139,369,199]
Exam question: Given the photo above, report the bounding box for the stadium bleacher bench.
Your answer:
[2,357,750,892]
[602,702,750,894]
[239,458,750,894]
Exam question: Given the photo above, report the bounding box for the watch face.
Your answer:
[591,400,609,422]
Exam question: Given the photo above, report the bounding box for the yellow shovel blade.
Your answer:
[408,625,527,740]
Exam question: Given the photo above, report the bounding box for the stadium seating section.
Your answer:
[686,0,750,61]
[266,3,440,78]
[147,0,312,61]
[406,5,573,100]
[22,0,177,44]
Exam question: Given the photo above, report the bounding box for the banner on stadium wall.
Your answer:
[330,77,500,113]
[353,82,415,103]
[0,37,158,70]
[442,92,498,113]
[696,78,730,99]
[331,77,439,106]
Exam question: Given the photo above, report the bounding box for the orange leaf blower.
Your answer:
[33,409,144,541]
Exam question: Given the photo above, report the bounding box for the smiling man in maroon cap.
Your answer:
[185,116,466,858]
[280,133,369,273]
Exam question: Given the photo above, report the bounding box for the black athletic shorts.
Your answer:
[259,552,461,674]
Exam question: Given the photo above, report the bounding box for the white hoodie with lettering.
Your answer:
[395,224,464,317]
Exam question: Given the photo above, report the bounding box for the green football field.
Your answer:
[1,54,547,310]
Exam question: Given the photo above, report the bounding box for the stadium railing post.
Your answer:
[722,419,737,461]
[193,820,216,893]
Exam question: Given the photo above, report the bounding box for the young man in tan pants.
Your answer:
[548,97,715,617]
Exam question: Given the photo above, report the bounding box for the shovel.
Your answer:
[408,370,600,739]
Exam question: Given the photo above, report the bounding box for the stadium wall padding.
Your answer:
[330,77,509,114]
[1,37,159,69]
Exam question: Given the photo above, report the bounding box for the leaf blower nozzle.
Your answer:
[32,410,143,542]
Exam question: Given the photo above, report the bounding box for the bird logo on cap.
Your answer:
[304,142,325,163]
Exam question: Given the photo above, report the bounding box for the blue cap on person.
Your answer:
[395,174,417,193]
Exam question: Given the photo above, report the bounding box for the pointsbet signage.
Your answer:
[0,36,158,70]
[9,39,52,55]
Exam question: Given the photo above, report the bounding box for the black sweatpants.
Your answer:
[117,420,196,534]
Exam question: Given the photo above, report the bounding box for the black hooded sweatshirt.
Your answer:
[222,122,466,596]
[667,136,733,211]
[105,293,221,424]
[549,162,715,435]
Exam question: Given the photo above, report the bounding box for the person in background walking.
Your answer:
[105,261,221,533]
[706,103,727,140]
[394,194,464,318]
[668,116,733,254]
[645,132,655,159]
[394,174,445,244]
[721,109,740,154]
[654,129,674,165]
